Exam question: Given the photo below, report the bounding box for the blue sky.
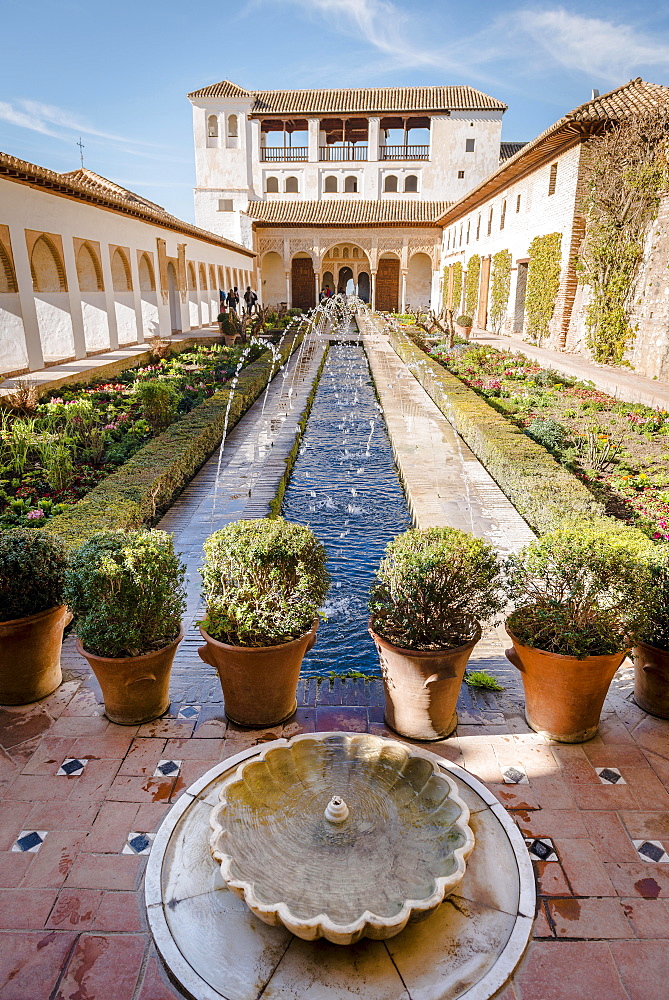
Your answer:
[2,0,669,222]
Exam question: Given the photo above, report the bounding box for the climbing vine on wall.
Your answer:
[451,261,463,314]
[578,112,669,365]
[489,250,512,333]
[525,233,562,344]
[464,255,481,319]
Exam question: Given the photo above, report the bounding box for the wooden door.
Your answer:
[291,258,315,310]
[376,258,399,312]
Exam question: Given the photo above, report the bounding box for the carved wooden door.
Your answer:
[291,258,315,310]
[376,258,399,312]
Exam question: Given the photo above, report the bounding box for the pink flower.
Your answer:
[26,509,44,519]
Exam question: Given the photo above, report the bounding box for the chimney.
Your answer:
[591,89,600,99]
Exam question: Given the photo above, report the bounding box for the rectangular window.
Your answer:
[466,221,470,244]
[459,224,463,247]
[500,199,506,230]
[447,230,451,250]
[516,193,521,213]
[548,162,558,196]
[476,214,481,240]
[487,208,493,236]
[457,170,465,179]
[466,138,475,152]
[218,199,234,212]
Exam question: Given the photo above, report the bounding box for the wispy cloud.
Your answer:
[0,98,165,153]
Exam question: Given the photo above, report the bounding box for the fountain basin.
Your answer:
[209,732,474,945]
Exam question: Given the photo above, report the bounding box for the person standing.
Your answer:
[244,285,258,315]
[226,288,237,313]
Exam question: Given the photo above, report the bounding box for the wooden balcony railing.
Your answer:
[319,145,368,161]
[379,145,430,160]
[260,147,309,162]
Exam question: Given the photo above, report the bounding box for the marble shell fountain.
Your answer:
[209,732,475,945]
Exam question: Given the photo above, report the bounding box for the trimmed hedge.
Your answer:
[45,331,305,549]
[387,328,649,540]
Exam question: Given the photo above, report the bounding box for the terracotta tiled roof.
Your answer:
[188,81,506,115]
[499,142,527,162]
[438,78,669,227]
[246,200,450,227]
[0,152,255,257]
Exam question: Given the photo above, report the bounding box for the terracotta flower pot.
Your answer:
[505,627,627,743]
[76,628,184,725]
[455,324,472,341]
[369,622,482,741]
[633,640,669,719]
[0,604,70,705]
[198,620,319,728]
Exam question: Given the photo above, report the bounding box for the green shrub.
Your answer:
[504,524,655,657]
[525,418,568,452]
[64,530,186,657]
[456,315,473,327]
[0,529,68,621]
[465,670,504,691]
[369,527,505,650]
[133,380,179,434]
[200,518,330,647]
[640,547,669,651]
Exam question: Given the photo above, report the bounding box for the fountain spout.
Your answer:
[324,795,349,823]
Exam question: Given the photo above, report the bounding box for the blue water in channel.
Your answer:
[282,341,412,677]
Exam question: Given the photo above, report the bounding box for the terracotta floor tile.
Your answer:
[551,747,599,783]
[282,707,316,736]
[314,706,369,732]
[50,716,111,736]
[583,744,647,767]
[3,773,69,801]
[493,744,559,778]
[630,716,669,757]
[618,809,669,840]
[0,888,59,929]
[69,735,134,759]
[92,890,144,932]
[529,776,576,810]
[136,719,196,738]
[60,687,104,718]
[85,802,139,853]
[610,939,669,1000]
[603,862,669,898]
[46,888,104,930]
[0,930,76,1000]
[64,852,143,891]
[536,861,571,897]
[582,811,640,862]
[553,839,617,896]
[0,801,33,850]
[547,897,633,939]
[0,852,33,889]
[136,953,183,1000]
[118,737,167,777]
[643,750,669,788]
[532,901,554,937]
[163,737,226,760]
[597,716,635,745]
[132,802,170,834]
[55,932,147,1000]
[620,897,669,938]
[486,784,541,810]
[569,782,638,811]
[20,831,87,889]
[192,718,228,738]
[623,766,669,810]
[171,759,219,798]
[514,941,629,999]
[513,809,588,839]
[25,798,100,832]
[19,736,74,775]
[0,705,54,749]
[106,774,176,803]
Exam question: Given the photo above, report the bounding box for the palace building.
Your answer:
[188,82,508,311]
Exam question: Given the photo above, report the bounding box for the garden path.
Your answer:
[476,330,669,411]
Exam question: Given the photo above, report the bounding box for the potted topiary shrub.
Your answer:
[64,530,186,724]
[504,524,654,742]
[198,518,330,727]
[368,527,505,740]
[455,315,474,340]
[632,550,669,719]
[0,529,69,704]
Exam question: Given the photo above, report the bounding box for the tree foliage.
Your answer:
[525,233,562,344]
[464,255,481,319]
[489,250,512,333]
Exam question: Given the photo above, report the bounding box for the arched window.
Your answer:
[342,247,349,259]
[188,263,196,290]
[0,241,17,293]
[266,176,279,193]
[352,247,359,259]
[285,176,299,193]
[383,175,398,193]
[344,176,358,193]
[324,175,338,193]
[207,115,219,138]
[110,248,132,292]
[76,242,104,292]
[31,235,67,292]
[199,263,207,289]
[331,247,340,258]
[404,175,418,192]
[209,264,216,290]
[138,254,155,292]
[227,115,238,138]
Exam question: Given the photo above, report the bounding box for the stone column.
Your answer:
[400,270,407,313]
[315,272,320,303]
[100,246,120,350]
[285,271,291,307]
[308,119,319,163]
[61,238,87,360]
[371,270,377,312]
[368,118,380,162]
[11,226,44,371]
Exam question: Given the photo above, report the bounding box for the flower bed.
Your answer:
[429,341,669,541]
[0,344,264,529]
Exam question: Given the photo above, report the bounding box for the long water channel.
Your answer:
[282,333,412,677]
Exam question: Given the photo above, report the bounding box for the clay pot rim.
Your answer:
[75,626,185,664]
[0,603,70,631]
[505,624,629,664]
[634,637,669,656]
[368,619,482,658]
[199,618,319,653]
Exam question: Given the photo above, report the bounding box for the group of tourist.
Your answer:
[319,284,333,302]
[219,286,258,315]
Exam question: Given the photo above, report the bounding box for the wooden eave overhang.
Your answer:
[0,153,256,258]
